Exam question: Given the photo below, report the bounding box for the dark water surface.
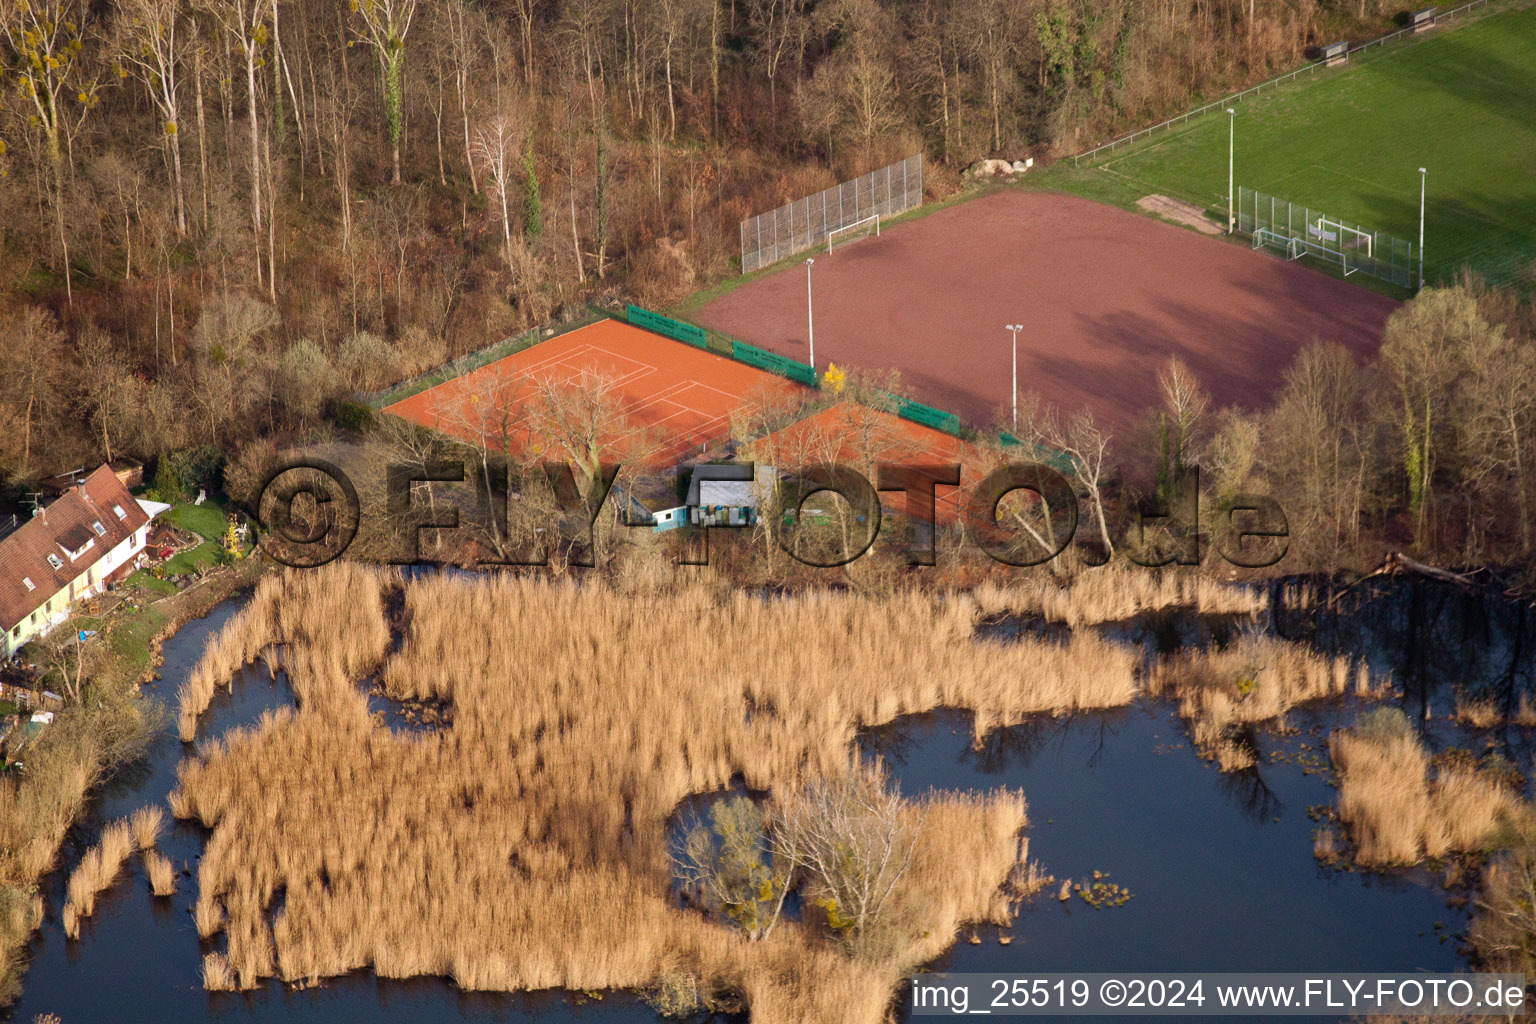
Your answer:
[10,578,1532,1021]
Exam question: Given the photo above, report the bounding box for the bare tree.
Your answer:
[1158,356,1208,474]
[117,0,190,236]
[773,758,920,938]
[1377,287,1487,540]
[0,307,65,474]
[960,0,1021,152]
[474,111,520,278]
[199,0,274,280]
[746,0,807,114]
[673,796,798,941]
[525,366,648,490]
[348,0,421,184]
[1017,394,1115,560]
[1458,315,1536,554]
[0,0,101,303]
[1265,342,1371,561]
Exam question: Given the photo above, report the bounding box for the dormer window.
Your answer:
[91,521,106,537]
[22,577,34,592]
[112,504,127,520]
[46,554,63,571]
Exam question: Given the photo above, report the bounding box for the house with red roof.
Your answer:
[0,465,169,659]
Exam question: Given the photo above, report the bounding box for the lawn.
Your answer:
[1035,5,1536,286]
[164,500,228,542]
[157,500,230,576]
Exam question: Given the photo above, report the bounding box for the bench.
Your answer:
[1412,6,1437,32]
[1322,41,1348,67]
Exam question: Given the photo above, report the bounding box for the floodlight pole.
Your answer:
[1227,109,1237,234]
[1417,167,1427,292]
[1005,324,1022,431]
[805,257,816,372]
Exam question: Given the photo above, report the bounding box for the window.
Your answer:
[91,521,106,537]
[46,554,63,570]
[112,504,127,520]
[21,577,34,592]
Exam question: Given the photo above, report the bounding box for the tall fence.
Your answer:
[739,155,922,274]
[1238,186,1416,288]
[1073,0,1495,166]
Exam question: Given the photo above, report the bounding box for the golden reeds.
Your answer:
[202,952,235,991]
[1331,713,1517,867]
[177,563,395,740]
[129,805,165,850]
[1151,634,1362,767]
[969,564,1266,627]
[62,819,135,938]
[1454,695,1501,730]
[143,851,177,896]
[169,565,1136,1020]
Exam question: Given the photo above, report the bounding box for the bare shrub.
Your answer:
[774,759,919,941]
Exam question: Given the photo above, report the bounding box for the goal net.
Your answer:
[1253,228,1303,260]
[827,213,880,254]
[1236,186,1416,289]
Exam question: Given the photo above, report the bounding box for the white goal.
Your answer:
[827,213,880,254]
[1252,227,1303,260]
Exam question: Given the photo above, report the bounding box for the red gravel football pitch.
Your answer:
[696,190,1398,436]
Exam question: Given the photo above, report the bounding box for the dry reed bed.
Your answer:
[62,819,135,939]
[129,805,164,850]
[171,566,1132,1020]
[1331,725,1517,867]
[1150,635,1374,770]
[969,565,1266,627]
[175,562,392,740]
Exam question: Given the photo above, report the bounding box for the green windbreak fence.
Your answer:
[896,398,961,436]
[730,340,817,386]
[627,305,707,349]
[998,431,1076,474]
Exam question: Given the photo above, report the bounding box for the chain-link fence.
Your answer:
[1238,186,1416,289]
[739,155,922,274]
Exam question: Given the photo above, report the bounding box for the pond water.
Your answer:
[8,577,1532,1022]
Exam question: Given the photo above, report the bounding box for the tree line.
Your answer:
[0,0,1409,481]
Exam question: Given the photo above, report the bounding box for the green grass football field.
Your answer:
[1037,4,1536,286]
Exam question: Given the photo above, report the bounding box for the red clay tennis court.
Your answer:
[749,402,977,524]
[384,319,805,462]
